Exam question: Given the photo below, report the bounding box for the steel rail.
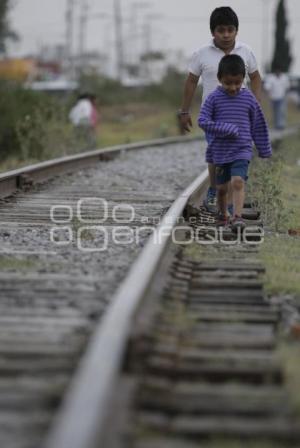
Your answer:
[43,168,209,448]
[0,125,297,200]
[0,134,202,199]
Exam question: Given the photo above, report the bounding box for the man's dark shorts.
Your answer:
[216,159,249,185]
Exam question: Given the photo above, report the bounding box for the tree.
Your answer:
[271,0,292,72]
[0,0,18,54]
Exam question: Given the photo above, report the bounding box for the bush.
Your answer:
[15,101,81,161]
[0,81,42,160]
[248,153,291,231]
[0,81,80,163]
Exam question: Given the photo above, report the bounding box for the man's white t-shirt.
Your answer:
[188,39,258,102]
[264,73,290,100]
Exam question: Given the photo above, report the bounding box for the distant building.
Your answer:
[0,58,37,82]
[72,51,109,77]
[0,55,64,83]
[27,78,78,94]
[121,52,168,86]
[0,54,77,94]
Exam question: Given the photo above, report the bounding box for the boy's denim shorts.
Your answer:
[215,159,249,185]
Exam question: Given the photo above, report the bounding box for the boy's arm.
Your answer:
[251,101,272,158]
[249,70,262,103]
[198,97,239,137]
[179,73,199,132]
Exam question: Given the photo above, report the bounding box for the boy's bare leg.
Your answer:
[217,182,229,216]
[227,183,233,207]
[231,176,245,216]
[210,164,233,214]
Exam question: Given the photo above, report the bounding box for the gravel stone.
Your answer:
[0,140,207,307]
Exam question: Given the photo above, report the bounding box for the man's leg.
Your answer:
[208,163,216,189]
[203,163,217,212]
[207,162,234,215]
[203,133,217,212]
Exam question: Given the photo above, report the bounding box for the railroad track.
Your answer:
[44,180,300,447]
[0,130,298,448]
[0,135,205,448]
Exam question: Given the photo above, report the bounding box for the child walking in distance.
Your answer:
[264,68,290,130]
[198,55,272,231]
[178,6,262,213]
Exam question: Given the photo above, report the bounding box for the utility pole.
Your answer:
[65,0,75,77]
[128,2,150,66]
[78,0,89,75]
[142,14,161,82]
[114,0,124,81]
[143,13,161,55]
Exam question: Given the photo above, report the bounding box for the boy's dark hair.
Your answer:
[217,54,246,79]
[78,92,96,101]
[210,7,239,33]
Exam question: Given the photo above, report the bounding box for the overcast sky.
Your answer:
[7,0,300,76]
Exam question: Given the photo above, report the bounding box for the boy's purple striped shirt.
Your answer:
[198,86,272,165]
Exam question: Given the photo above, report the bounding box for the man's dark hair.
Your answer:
[210,7,239,33]
[217,54,245,79]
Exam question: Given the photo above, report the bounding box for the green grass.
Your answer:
[279,135,300,230]
[251,134,300,303]
[253,136,300,416]
[260,235,300,297]
[279,343,300,416]
[98,103,186,147]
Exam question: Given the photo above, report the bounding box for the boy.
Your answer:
[198,54,272,231]
[178,7,262,212]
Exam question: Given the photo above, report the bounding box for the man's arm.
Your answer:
[179,72,199,132]
[249,70,262,103]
